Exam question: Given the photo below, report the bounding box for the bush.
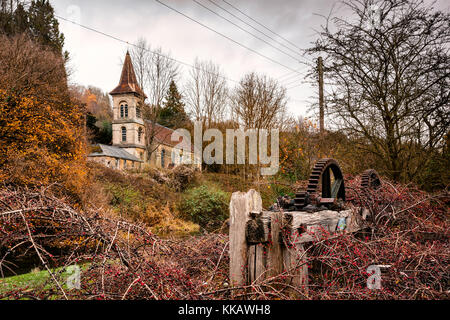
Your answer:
[178,185,229,231]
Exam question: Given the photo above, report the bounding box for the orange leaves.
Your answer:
[0,89,88,196]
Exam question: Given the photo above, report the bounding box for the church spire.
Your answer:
[110,51,146,98]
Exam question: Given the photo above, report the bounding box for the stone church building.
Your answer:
[88,51,197,170]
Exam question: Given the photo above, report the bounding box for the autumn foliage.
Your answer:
[0,90,87,194]
[0,34,88,197]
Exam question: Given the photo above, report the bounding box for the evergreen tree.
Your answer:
[28,0,65,54]
[12,3,28,34]
[0,0,66,57]
[159,80,188,129]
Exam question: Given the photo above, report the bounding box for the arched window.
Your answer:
[161,149,165,168]
[138,127,143,143]
[121,126,127,142]
[136,106,141,118]
[120,103,128,118]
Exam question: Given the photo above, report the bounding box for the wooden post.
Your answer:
[229,189,262,287]
[266,211,283,278]
[229,189,365,295]
[318,56,324,136]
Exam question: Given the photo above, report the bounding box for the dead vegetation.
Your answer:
[0,174,448,300]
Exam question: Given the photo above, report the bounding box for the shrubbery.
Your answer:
[178,185,229,231]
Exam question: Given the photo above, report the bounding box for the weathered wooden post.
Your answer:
[229,189,365,297]
[229,189,262,287]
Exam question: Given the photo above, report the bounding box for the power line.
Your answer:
[286,82,312,90]
[283,78,307,87]
[154,0,302,74]
[277,70,299,80]
[221,0,303,52]
[55,14,239,84]
[206,0,305,60]
[280,72,307,83]
[221,0,317,65]
[192,0,301,63]
[276,67,310,80]
[55,13,312,98]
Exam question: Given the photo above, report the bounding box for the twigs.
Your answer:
[1,177,448,300]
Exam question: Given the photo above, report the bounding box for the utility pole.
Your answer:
[318,56,324,136]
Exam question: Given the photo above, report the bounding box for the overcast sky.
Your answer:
[50,0,448,118]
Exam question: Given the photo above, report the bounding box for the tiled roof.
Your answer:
[146,122,194,152]
[88,144,143,162]
[110,51,146,98]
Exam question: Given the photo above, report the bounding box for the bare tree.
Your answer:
[308,0,449,182]
[186,58,228,127]
[229,72,287,178]
[230,72,287,129]
[130,37,150,93]
[0,33,69,106]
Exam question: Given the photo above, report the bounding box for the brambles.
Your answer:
[303,178,449,299]
[0,185,227,300]
[0,173,448,300]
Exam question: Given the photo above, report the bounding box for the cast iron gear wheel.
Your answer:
[294,158,345,210]
[361,169,381,190]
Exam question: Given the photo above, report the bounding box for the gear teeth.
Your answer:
[361,169,381,190]
[294,191,308,210]
[294,158,344,210]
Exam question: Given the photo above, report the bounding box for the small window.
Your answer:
[161,149,165,168]
[120,104,128,118]
[138,127,143,143]
[121,127,127,142]
[136,106,141,118]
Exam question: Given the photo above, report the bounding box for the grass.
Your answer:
[0,264,90,298]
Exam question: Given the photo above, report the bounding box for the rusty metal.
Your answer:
[269,159,382,213]
[361,169,381,190]
[277,195,296,210]
[294,158,345,210]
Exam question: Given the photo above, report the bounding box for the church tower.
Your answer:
[110,51,146,162]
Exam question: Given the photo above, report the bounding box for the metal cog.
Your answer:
[294,158,345,210]
[361,169,381,190]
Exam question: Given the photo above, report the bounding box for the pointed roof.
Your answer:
[110,51,146,98]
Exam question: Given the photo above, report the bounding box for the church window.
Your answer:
[120,103,128,118]
[136,106,141,118]
[161,149,165,168]
[138,127,143,142]
[121,127,127,142]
